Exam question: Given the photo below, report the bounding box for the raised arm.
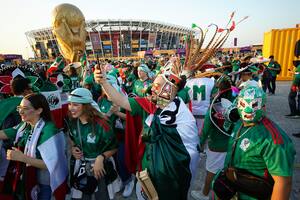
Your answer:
[94,65,132,112]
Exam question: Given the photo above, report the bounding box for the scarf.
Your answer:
[24,119,45,158]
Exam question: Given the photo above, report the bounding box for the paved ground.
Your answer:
[114,81,300,200]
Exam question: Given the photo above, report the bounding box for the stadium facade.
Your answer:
[25,19,194,59]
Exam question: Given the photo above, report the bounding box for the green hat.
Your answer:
[68,88,100,112]
[138,64,154,79]
[84,75,94,85]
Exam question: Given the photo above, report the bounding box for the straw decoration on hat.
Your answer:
[184,12,248,73]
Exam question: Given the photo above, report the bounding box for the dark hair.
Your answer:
[177,75,187,92]
[269,55,274,59]
[69,66,78,77]
[24,93,52,122]
[11,77,31,95]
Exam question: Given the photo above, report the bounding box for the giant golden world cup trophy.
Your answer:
[52,3,86,63]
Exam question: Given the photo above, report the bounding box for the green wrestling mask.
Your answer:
[237,86,266,124]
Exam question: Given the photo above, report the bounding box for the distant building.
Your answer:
[25,19,194,59]
[0,54,23,65]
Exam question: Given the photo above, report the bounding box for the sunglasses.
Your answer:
[16,106,34,113]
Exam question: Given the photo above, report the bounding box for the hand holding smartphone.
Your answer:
[94,54,106,84]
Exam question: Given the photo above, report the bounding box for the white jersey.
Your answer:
[185,77,215,116]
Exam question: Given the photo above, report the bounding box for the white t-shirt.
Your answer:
[185,77,215,116]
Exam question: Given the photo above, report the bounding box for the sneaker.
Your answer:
[122,178,135,197]
[292,133,300,138]
[285,113,297,117]
[285,113,300,118]
[136,182,147,200]
[191,190,209,200]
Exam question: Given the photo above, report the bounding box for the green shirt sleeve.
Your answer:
[3,123,24,140]
[259,133,295,177]
[177,87,190,104]
[128,97,144,116]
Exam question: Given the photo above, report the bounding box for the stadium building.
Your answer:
[25,19,194,59]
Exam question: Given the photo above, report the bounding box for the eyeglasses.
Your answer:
[16,106,34,113]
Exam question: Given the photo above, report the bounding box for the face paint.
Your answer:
[237,86,266,123]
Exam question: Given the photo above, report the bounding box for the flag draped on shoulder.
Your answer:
[38,131,68,199]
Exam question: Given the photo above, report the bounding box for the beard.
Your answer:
[149,94,157,104]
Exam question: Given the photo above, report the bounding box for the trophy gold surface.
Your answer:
[52,3,86,63]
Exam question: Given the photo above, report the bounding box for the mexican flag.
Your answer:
[47,56,64,75]
[80,52,88,69]
[80,52,89,79]
[37,131,68,199]
[41,90,68,129]
[125,97,199,200]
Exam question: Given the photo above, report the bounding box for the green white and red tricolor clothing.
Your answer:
[125,96,200,200]
[36,127,68,199]
[5,120,68,199]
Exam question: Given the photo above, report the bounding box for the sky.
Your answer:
[0,0,299,59]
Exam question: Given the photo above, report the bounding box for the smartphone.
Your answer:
[96,54,101,71]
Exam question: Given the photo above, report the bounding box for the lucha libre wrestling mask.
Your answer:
[151,58,182,108]
[237,86,266,123]
[52,3,87,62]
[151,74,178,108]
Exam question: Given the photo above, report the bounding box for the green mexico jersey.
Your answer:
[132,79,152,97]
[4,121,58,159]
[68,120,117,159]
[200,111,230,152]
[224,120,295,177]
[267,61,280,77]
[292,64,300,86]
[99,97,113,114]
[232,60,240,72]
[98,97,124,132]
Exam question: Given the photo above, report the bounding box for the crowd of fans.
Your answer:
[0,52,297,200]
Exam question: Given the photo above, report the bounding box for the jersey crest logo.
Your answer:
[240,138,250,151]
[87,133,96,143]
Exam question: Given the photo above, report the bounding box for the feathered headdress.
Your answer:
[184,12,238,72]
[160,12,248,84]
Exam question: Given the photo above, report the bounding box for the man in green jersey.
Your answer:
[132,64,153,97]
[265,55,281,95]
[94,59,199,200]
[213,86,295,200]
